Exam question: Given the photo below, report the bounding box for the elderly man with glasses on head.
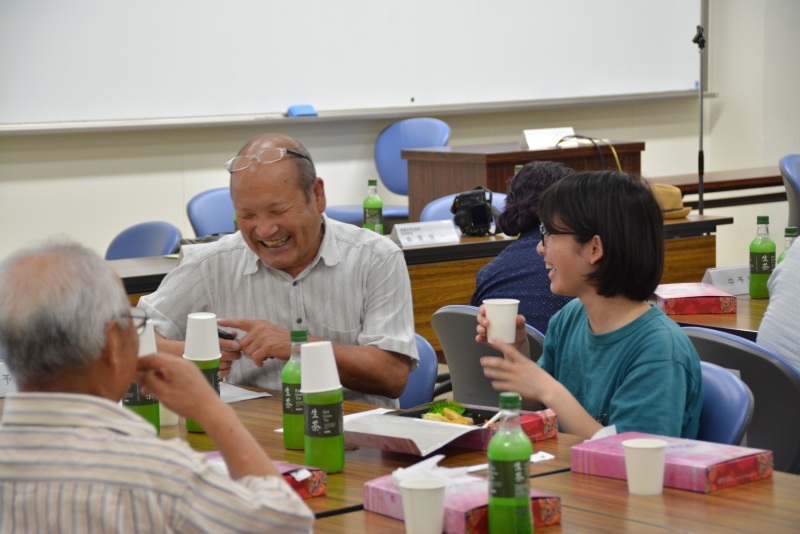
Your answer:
[138,134,418,407]
[0,242,313,533]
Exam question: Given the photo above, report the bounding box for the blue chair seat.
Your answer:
[105,221,182,260]
[697,361,754,445]
[325,205,408,225]
[327,118,450,224]
[398,334,439,409]
[187,187,235,237]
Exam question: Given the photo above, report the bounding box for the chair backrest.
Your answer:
[683,327,800,473]
[374,118,450,196]
[187,187,235,237]
[105,221,182,260]
[697,361,754,445]
[420,193,507,223]
[398,334,439,409]
[430,305,544,408]
[779,154,800,229]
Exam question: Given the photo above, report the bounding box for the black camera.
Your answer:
[450,187,494,236]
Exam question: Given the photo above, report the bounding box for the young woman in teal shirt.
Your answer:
[478,171,702,439]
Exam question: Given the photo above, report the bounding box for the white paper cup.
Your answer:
[183,312,221,362]
[622,438,668,495]
[159,402,179,426]
[399,479,447,534]
[483,299,519,344]
[137,320,157,357]
[300,341,341,394]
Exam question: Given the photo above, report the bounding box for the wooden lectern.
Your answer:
[402,140,645,221]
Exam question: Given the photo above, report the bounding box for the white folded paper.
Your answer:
[220,383,271,403]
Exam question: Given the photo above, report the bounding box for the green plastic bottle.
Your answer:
[488,392,533,534]
[777,227,797,264]
[363,179,383,235]
[749,216,776,298]
[123,318,159,434]
[185,358,220,433]
[304,388,345,473]
[282,329,306,449]
[123,383,160,435]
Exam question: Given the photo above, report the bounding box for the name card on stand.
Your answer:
[701,265,750,296]
[518,127,575,150]
[390,221,461,249]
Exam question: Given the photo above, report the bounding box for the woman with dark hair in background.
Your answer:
[471,161,574,334]
[477,171,702,439]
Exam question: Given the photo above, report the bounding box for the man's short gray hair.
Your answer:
[0,242,130,385]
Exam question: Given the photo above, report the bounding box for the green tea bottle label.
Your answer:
[489,459,530,498]
[304,403,344,438]
[200,366,220,395]
[750,252,775,275]
[282,382,304,415]
[123,382,157,407]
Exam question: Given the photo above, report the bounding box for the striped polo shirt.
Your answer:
[0,392,313,533]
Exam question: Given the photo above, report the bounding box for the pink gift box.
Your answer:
[364,474,561,532]
[570,431,773,493]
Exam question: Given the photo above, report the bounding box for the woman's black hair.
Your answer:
[497,161,574,236]
[538,171,664,301]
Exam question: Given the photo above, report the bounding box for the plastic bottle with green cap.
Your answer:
[487,392,533,533]
[749,216,776,298]
[302,341,345,474]
[363,179,383,234]
[282,329,306,449]
[777,227,797,265]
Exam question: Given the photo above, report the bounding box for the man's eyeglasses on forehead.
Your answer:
[224,148,313,173]
[539,222,578,246]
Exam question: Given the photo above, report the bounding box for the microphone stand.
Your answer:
[692,25,706,214]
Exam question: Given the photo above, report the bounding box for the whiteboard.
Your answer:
[0,0,701,126]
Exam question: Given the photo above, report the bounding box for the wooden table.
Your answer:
[159,393,578,515]
[4,391,796,532]
[402,141,645,222]
[653,166,785,209]
[671,294,767,342]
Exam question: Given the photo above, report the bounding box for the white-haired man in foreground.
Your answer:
[0,242,313,533]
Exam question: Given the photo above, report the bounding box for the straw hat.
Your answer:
[651,184,691,219]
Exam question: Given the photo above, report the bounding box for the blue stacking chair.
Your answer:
[420,193,507,224]
[697,361,754,445]
[398,334,439,409]
[683,326,800,473]
[105,221,182,260]
[430,305,544,408]
[187,187,235,237]
[779,154,800,229]
[325,118,451,225]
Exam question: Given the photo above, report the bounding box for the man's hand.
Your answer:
[475,304,529,352]
[219,338,242,378]
[136,353,224,423]
[217,318,291,367]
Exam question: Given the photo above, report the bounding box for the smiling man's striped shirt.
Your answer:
[0,392,313,533]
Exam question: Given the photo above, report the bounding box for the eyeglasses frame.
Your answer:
[224,148,313,173]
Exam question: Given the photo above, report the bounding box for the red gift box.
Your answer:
[653,283,737,315]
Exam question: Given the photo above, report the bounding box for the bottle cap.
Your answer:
[291,329,308,343]
[757,216,769,224]
[368,179,378,186]
[514,164,523,174]
[786,227,798,237]
[499,392,521,409]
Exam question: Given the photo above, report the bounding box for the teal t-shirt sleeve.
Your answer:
[606,360,693,437]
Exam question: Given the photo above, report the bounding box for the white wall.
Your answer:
[1,0,798,269]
